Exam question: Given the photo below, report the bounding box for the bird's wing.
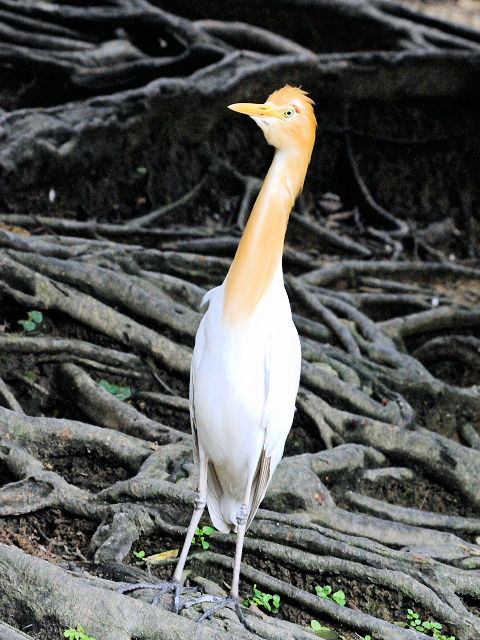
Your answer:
[189,353,199,463]
[189,285,233,533]
[189,285,219,461]
[247,449,271,529]
[191,356,229,532]
[247,320,300,529]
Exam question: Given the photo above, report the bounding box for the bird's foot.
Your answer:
[117,579,198,612]
[180,593,256,633]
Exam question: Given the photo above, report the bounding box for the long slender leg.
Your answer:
[230,502,248,598]
[172,447,208,583]
[187,485,255,633]
[118,447,208,611]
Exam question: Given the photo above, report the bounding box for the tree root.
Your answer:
[344,491,480,534]
[0,621,35,640]
[0,251,191,376]
[0,406,153,470]
[1,1,480,637]
[0,543,243,640]
[302,260,480,287]
[60,363,187,443]
[192,551,452,640]
[2,213,480,637]
[0,376,24,413]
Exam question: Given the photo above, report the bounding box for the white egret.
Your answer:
[121,85,316,631]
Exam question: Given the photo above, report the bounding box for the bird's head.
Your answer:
[228,85,316,153]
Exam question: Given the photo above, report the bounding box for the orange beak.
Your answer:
[228,102,280,118]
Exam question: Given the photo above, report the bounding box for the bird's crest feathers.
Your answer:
[267,85,314,107]
[268,85,316,128]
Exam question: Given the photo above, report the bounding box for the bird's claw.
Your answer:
[117,580,198,610]
[180,593,255,633]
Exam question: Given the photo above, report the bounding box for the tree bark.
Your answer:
[1,1,480,639]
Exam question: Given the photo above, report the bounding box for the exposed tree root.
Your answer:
[2,174,480,639]
[0,543,242,640]
[1,0,480,638]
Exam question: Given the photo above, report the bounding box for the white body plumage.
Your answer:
[190,267,300,532]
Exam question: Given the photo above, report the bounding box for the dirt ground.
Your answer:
[1,1,480,639]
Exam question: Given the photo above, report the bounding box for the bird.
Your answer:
[119,85,316,631]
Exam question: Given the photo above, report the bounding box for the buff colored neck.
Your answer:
[223,147,310,326]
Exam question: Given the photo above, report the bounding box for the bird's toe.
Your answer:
[117,580,198,609]
[183,593,256,634]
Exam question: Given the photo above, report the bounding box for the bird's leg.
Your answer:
[118,448,209,612]
[180,492,255,633]
[230,503,248,599]
[170,447,208,610]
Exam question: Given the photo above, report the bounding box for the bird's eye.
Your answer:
[283,108,295,119]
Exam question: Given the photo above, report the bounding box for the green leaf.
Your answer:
[201,539,210,549]
[99,380,131,401]
[202,525,215,535]
[133,550,145,559]
[64,626,97,640]
[244,584,279,613]
[28,310,43,323]
[136,166,147,175]
[114,387,131,401]
[18,319,36,332]
[64,625,98,640]
[99,380,115,393]
[332,590,346,606]
[315,585,332,598]
[309,622,342,639]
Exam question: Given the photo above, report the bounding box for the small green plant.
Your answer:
[315,585,346,606]
[133,549,146,563]
[404,610,455,640]
[63,625,98,640]
[310,620,340,638]
[406,609,425,633]
[243,584,280,613]
[18,310,43,332]
[311,620,326,633]
[99,379,131,401]
[192,525,215,549]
